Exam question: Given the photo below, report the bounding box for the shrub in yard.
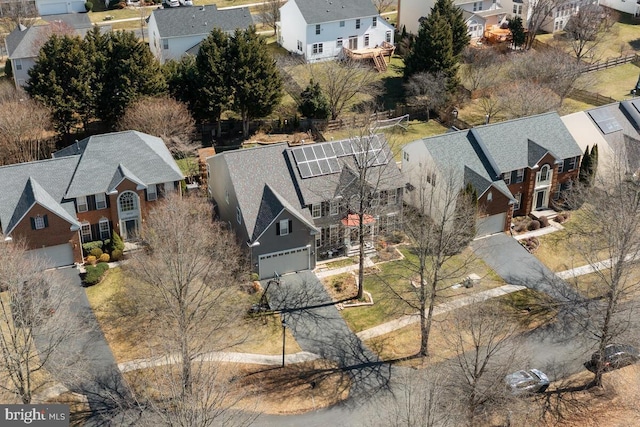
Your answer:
[84,1,93,11]
[110,249,123,262]
[86,255,97,265]
[528,220,541,231]
[84,262,109,286]
[539,216,549,228]
[111,232,125,252]
[90,247,103,258]
[4,59,12,79]
[98,253,110,263]
[82,240,103,256]
[514,223,527,233]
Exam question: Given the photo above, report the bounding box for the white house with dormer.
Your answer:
[277,0,394,62]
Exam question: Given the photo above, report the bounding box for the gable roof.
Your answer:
[216,136,403,241]
[151,5,253,38]
[291,0,379,24]
[0,156,80,235]
[6,24,53,59]
[41,13,92,29]
[54,130,183,198]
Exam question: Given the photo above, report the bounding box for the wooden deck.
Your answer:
[342,41,396,72]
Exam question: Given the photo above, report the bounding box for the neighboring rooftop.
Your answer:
[151,4,253,38]
[291,0,379,24]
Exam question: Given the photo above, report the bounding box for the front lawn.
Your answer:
[86,267,301,363]
[339,247,506,333]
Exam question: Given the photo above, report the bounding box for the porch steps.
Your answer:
[346,242,377,257]
[373,53,387,72]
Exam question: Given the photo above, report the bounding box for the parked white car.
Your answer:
[163,0,179,7]
[179,0,193,5]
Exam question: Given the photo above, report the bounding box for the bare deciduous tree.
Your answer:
[461,47,505,91]
[564,165,640,387]
[0,84,53,165]
[309,59,383,120]
[0,240,79,404]
[445,302,520,426]
[126,194,250,422]
[498,81,560,119]
[372,0,395,13]
[404,71,448,121]
[258,0,283,37]
[400,168,477,357]
[565,4,617,63]
[523,0,563,50]
[478,93,502,124]
[117,96,197,158]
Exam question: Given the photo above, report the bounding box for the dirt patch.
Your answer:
[323,273,358,302]
[246,131,314,146]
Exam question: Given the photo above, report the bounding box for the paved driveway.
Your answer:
[41,267,132,423]
[265,271,391,400]
[471,233,578,302]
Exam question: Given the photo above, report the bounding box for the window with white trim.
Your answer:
[337,37,343,48]
[516,168,524,183]
[297,40,303,51]
[473,1,483,11]
[315,24,321,34]
[236,206,242,224]
[364,34,370,47]
[356,19,361,29]
[77,196,88,213]
[312,43,323,54]
[81,222,92,243]
[312,204,321,219]
[403,151,409,161]
[487,191,493,202]
[329,224,338,244]
[15,59,22,71]
[340,20,345,27]
[557,161,564,174]
[514,193,521,210]
[503,172,511,185]
[567,156,577,170]
[373,17,377,27]
[99,218,110,240]
[279,219,289,236]
[385,31,391,43]
[95,193,107,209]
[388,189,397,205]
[120,192,136,212]
[163,39,168,50]
[32,215,46,230]
[330,200,339,216]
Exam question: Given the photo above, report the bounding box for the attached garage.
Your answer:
[27,243,75,269]
[258,246,311,280]
[476,213,507,237]
[37,2,67,14]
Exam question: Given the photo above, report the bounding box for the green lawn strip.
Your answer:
[86,267,301,363]
[366,288,556,362]
[577,62,640,100]
[340,247,505,334]
[322,257,358,269]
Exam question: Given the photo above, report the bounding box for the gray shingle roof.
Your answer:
[472,112,583,173]
[218,136,403,240]
[151,4,253,38]
[54,130,184,198]
[589,101,640,174]
[0,156,80,235]
[292,0,379,24]
[6,24,51,59]
[42,13,92,29]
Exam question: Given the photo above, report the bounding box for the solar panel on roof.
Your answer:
[303,146,316,160]
[588,109,622,135]
[292,147,306,163]
[309,161,321,176]
[318,158,330,174]
[632,99,640,114]
[298,162,312,178]
[323,143,335,158]
[341,141,353,155]
[370,137,382,150]
[313,145,325,158]
[332,142,345,156]
[328,157,340,172]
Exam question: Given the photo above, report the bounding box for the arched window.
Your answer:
[119,192,137,212]
[538,165,550,183]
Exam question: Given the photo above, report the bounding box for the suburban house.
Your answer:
[402,112,583,237]
[0,131,184,268]
[598,0,640,18]
[207,135,404,279]
[36,0,85,15]
[277,0,395,69]
[564,100,640,178]
[147,4,253,64]
[5,14,100,88]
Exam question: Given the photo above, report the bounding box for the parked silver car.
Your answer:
[584,344,640,373]
[505,369,550,395]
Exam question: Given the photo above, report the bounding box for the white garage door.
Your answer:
[70,1,85,12]
[258,246,310,280]
[476,213,506,237]
[28,244,74,269]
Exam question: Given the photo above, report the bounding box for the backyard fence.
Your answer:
[582,54,640,73]
[567,88,617,106]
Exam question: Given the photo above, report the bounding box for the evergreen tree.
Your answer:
[195,29,232,137]
[4,58,12,80]
[404,9,459,90]
[432,0,470,57]
[165,57,199,115]
[508,16,526,49]
[27,35,94,135]
[591,144,598,181]
[97,31,166,128]
[298,80,330,119]
[227,27,283,138]
[83,26,108,127]
[579,145,593,186]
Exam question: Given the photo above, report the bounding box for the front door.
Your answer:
[125,219,138,239]
[349,36,358,50]
[535,190,546,209]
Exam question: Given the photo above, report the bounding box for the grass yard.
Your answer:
[339,247,505,334]
[85,268,301,363]
[367,288,555,362]
[576,62,640,101]
[537,19,640,62]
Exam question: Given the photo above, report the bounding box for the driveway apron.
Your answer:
[265,271,390,399]
[41,267,132,422]
[471,233,578,302]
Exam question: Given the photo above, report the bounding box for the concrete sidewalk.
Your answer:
[356,284,526,341]
[314,257,375,279]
